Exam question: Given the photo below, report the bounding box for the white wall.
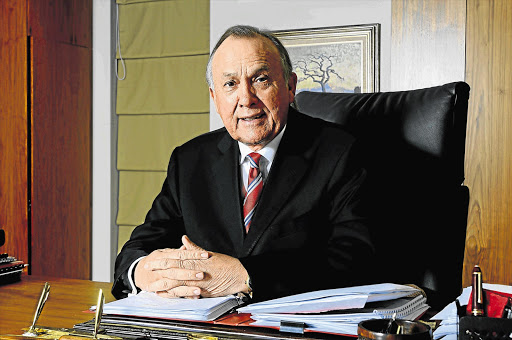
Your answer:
[209,0,392,130]
[92,0,117,282]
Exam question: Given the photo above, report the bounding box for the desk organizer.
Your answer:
[459,316,512,340]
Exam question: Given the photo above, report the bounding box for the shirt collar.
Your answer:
[238,125,287,164]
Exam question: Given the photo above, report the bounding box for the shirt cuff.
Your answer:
[127,256,145,297]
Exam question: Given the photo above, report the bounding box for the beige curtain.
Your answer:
[116,0,210,252]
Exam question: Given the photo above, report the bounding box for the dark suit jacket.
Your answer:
[113,108,375,301]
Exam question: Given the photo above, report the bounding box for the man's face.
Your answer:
[209,36,297,151]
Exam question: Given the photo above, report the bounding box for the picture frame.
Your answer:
[273,24,380,94]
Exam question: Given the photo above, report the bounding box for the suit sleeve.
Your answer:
[112,148,186,299]
[239,140,375,302]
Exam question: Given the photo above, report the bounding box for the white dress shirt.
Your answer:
[238,125,286,194]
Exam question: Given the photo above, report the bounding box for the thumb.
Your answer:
[181,235,204,251]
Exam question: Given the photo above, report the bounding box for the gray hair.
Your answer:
[206,25,293,90]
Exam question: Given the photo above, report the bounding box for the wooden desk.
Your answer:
[0,276,348,339]
[0,275,115,336]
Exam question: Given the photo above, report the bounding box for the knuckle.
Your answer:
[160,279,170,290]
[165,290,177,298]
[178,251,187,261]
[161,258,177,269]
[186,260,199,271]
[178,260,186,269]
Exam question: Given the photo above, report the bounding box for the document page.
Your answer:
[238,283,419,314]
[94,291,240,321]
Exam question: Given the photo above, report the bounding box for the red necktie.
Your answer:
[243,153,263,232]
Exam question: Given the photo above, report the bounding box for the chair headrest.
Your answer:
[295,82,470,185]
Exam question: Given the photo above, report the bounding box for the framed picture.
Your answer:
[273,24,380,94]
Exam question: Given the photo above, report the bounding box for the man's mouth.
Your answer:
[241,113,265,121]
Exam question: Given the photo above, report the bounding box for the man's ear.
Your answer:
[287,72,298,103]
[209,87,220,115]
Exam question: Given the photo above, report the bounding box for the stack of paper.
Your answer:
[238,283,429,336]
[95,291,242,321]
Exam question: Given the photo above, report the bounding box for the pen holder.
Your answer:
[358,319,432,340]
[459,316,512,340]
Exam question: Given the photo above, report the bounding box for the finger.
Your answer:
[160,267,204,281]
[157,248,209,260]
[181,235,205,252]
[156,286,202,299]
[146,278,187,292]
[145,257,205,271]
[144,258,180,271]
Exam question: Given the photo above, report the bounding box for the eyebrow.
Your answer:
[221,65,271,78]
[222,72,238,78]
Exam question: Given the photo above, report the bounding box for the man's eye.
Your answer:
[255,76,268,83]
[224,80,236,88]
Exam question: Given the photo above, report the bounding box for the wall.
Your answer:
[463,0,512,288]
[92,0,117,282]
[209,0,392,129]
[0,0,29,265]
[29,0,93,278]
[0,0,93,278]
[390,0,466,90]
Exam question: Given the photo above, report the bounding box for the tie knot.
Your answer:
[248,152,261,169]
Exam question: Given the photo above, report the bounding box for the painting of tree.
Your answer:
[273,24,380,94]
[295,53,345,92]
[287,42,363,93]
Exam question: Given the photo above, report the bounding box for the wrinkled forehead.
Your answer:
[211,36,283,76]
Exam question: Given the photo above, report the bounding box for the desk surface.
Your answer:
[0,275,115,336]
[0,275,348,339]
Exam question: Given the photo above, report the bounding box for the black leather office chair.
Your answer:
[295,82,470,309]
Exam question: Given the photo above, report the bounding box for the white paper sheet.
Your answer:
[238,283,418,314]
[94,291,240,321]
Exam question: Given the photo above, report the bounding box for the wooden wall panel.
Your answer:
[391,0,466,91]
[30,38,92,278]
[0,0,29,263]
[28,0,92,47]
[463,0,512,287]
[0,0,92,278]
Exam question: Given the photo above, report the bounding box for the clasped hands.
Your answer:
[134,235,249,298]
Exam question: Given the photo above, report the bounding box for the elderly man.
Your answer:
[113,25,374,302]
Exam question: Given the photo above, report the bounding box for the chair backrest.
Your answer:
[295,82,470,309]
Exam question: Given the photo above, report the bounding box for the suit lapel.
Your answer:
[211,133,246,254]
[242,109,314,255]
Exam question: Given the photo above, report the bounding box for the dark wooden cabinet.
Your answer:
[0,0,92,278]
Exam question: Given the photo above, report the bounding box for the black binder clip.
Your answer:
[280,321,306,334]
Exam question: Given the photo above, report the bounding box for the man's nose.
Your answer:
[238,82,258,107]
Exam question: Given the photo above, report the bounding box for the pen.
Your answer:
[23,282,51,336]
[59,289,105,340]
[472,265,485,316]
[93,289,105,339]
